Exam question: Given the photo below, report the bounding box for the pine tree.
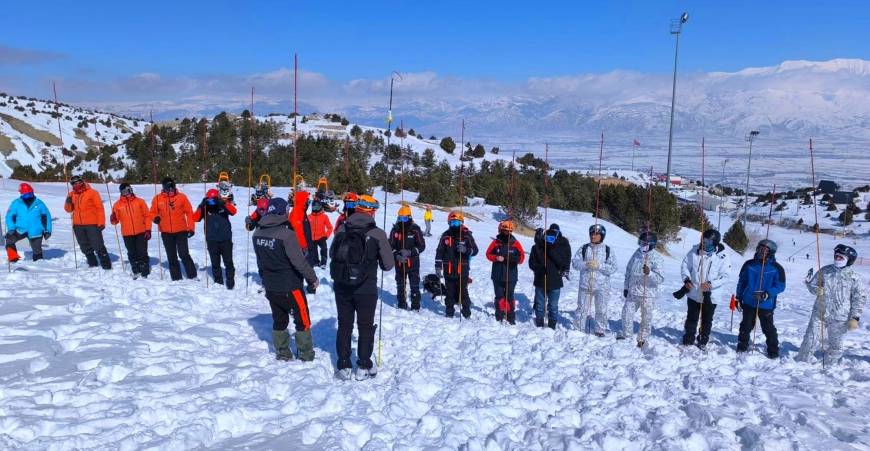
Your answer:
[439,137,456,154]
[724,220,749,253]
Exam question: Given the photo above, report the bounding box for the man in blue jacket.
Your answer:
[5,183,52,262]
[735,239,786,358]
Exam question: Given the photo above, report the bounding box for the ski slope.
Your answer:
[0,180,868,449]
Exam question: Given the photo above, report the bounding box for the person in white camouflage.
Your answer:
[572,224,618,336]
[796,244,866,365]
[618,231,665,347]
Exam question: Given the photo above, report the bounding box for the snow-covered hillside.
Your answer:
[0,94,146,178]
[1,180,868,449]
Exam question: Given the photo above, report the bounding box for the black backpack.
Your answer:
[330,224,375,286]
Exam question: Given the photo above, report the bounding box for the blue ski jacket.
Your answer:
[5,197,52,238]
[736,257,786,310]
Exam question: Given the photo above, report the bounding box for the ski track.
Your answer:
[1,182,868,450]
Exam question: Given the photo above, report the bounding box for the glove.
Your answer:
[65,196,73,206]
[700,282,712,292]
[98,225,105,231]
[752,291,769,302]
[245,216,255,231]
[623,289,628,298]
[735,300,744,312]
[847,318,859,331]
[399,249,413,258]
[110,212,118,224]
[683,279,694,290]
[144,230,151,241]
[436,267,443,279]
[586,260,600,270]
[496,255,505,262]
[396,254,409,265]
[187,230,195,238]
[306,281,318,294]
[43,232,51,240]
[642,265,650,275]
[456,243,468,255]
[153,216,161,225]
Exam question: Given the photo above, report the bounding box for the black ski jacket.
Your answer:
[253,214,317,293]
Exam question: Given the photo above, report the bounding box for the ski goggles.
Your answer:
[20,192,34,200]
[397,215,411,223]
[545,234,557,244]
[449,219,463,228]
[356,199,379,211]
[344,200,357,209]
[206,198,217,206]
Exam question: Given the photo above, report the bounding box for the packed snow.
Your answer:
[1,178,868,449]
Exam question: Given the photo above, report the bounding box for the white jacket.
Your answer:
[572,242,618,291]
[624,248,665,297]
[681,244,732,304]
[805,264,866,322]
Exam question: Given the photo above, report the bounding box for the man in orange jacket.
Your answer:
[150,177,197,281]
[308,200,333,268]
[64,175,111,269]
[111,183,152,278]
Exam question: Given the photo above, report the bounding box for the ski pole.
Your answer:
[585,133,605,334]
[808,139,826,369]
[53,82,79,270]
[149,112,164,280]
[200,119,210,287]
[751,184,776,353]
[377,71,400,367]
[102,175,126,273]
[696,138,707,346]
[245,87,254,293]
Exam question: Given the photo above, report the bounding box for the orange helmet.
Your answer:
[498,220,514,233]
[447,211,464,223]
[356,194,379,213]
[397,204,412,218]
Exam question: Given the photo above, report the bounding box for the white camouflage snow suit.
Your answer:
[572,242,618,334]
[796,264,866,365]
[620,248,665,341]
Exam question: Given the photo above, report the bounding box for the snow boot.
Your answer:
[98,249,112,270]
[6,247,20,263]
[32,253,43,262]
[294,330,315,362]
[547,319,557,330]
[534,317,544,328]
[272,330,293,361]
[226,278,235,290]
[410,292,421,311]
[85,252,99,267]
[336,368,352,380]
[637,340,646,349]
[354,365,378,381]
[397,299,408,310]
[616,335,626,340]
[767,347,779,359]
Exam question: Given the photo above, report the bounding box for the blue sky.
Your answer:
[1,0,867,107]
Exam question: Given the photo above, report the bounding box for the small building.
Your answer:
[832,191,857,205]
[818,180,839,195]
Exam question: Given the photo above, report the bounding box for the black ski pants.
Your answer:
[312,238,328,266]
[266,289,311,331]
[682,297,717,346]
[73,225,111,269]
[5,231,43,259]
[207,240,234,286]
[395,259,421,308]
[334,287,377,370]
[493,279,517,324]
[737,308,779,353]
[123,233,150,277]
[445,275,471,318]
[161,231,196,280]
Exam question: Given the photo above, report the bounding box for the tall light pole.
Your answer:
[742,130,760,227]
[665,11,689,192]
[718,158,729,230]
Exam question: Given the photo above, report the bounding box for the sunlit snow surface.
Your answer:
[0,181,868,449]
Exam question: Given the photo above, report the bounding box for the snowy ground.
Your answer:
[1,180,868,449]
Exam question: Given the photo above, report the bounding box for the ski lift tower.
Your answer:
[665,11,689,193]
[742,130,760,227]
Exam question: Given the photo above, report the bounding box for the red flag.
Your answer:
[633,139,641,146]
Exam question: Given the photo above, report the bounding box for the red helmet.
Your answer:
[19,183,34,195]
[206,188,219,199]
[256,197,269,212]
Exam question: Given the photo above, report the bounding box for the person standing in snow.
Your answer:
[64,175,112,270]
[334,192,358,231]
[245,197,269,231]
[193,188,237,288]
[389,204,426,310]
[423,205,433,237]
[110,183,152,278]
[329,195,394,380]
[796,244,866,365]
[485,220,525,324]
[253,198,319,362]
[528,224,571,329]
[618,231,665,347]
[679,229,732,349]
[435,211,479,319]
[150,177,197,281]
[5,183,51,263]
[734,239,786,358]
[308,200,333,268]
[572,224,618,336]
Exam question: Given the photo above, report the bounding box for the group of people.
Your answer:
[3,180,867,378]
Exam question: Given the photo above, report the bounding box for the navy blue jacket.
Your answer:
[736,257,786,310]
